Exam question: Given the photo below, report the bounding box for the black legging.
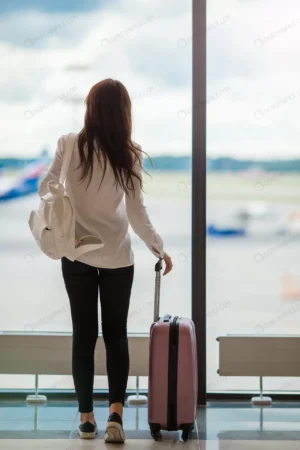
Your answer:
[61,256,134,413]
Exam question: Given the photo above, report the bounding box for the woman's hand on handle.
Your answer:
[162,252,173,276]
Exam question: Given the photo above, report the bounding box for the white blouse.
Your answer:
[37,134,165,268]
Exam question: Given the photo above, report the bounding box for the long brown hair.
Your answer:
[76,78,152,195]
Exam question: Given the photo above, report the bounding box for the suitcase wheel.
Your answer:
[182,430,189,442]
[181,423,194,442]
[152,431,162,441]
[150,423,162,441]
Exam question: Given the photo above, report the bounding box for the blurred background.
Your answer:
[0,0,299,394]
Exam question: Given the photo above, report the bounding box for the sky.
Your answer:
[0,0,300,160]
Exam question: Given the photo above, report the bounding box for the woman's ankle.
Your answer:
[80,411,95,424]
[109,402,123,418]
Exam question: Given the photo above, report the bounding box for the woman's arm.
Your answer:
[125,152,165,259]
[37,136,64,197]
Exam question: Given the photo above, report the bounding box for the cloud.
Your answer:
[0,0,192,157]
[0,0,102,15]
[0,0,300,159]
[206,0,300,159]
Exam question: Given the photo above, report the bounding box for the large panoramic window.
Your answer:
[0,0,192,389]
[207,0,300,392]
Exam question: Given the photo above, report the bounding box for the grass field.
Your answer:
[143,171,300,204]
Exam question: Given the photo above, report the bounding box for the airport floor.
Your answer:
[1,400,300,449]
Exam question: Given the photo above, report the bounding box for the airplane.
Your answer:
[0,150,50,203]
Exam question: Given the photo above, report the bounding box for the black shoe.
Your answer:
[78,420,98,439]
[104,412,125,443]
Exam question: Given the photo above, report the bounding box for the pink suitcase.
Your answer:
[148,259,198,441]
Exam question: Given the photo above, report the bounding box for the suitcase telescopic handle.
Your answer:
[154,258,163,322]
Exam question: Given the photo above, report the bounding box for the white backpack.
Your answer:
[28,133,104,261]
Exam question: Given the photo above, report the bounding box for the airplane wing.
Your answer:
[0,151,50,203]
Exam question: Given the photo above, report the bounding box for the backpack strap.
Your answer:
[59,133,77,185]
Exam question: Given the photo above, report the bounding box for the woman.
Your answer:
[38,79,173,443]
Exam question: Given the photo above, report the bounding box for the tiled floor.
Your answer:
[1,400,300,449]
